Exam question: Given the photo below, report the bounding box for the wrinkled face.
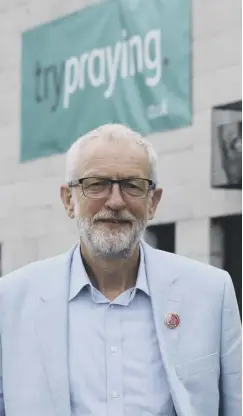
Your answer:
[61,138,162,259]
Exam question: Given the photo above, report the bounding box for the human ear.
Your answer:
[60,184,75,219]
[147,188,163,220]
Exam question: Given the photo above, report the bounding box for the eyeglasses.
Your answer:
[68,177,156,199]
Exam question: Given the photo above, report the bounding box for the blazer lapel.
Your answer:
[142,241,182,360]
[142,241,194,416]
[35,245,77,416]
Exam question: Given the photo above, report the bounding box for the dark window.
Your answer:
[146,223,175,253]
[222,215,242,315]
[211,100,242,189]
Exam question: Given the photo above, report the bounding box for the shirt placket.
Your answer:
[105,304,124,416]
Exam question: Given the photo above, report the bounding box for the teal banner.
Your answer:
[21,0,192,162]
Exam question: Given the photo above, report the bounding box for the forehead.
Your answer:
[75,137,149,178]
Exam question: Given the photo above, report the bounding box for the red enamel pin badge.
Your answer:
[165,312,180,329]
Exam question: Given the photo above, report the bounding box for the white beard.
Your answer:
[76,212,147,259]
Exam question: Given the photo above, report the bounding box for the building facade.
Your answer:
[0,0,241,304]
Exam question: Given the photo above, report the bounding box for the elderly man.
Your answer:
[0,124,241,416]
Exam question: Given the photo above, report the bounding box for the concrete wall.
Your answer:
[0,0,241,273]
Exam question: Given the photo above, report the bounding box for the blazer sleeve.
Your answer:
[220,272,242,416]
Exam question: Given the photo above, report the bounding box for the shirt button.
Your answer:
[111,346,117,354]
[112,391,119,399]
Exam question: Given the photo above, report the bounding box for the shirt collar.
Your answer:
[69,245,91,301]
[135,243,150,296]
[69,243,150,302]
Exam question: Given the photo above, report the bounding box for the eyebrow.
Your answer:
[82,174,143,179]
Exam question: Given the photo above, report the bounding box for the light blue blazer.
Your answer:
[0,241,241,416]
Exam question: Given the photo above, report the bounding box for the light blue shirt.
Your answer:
[68,245,176,416]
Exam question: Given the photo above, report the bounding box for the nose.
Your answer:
[104,183,126,211]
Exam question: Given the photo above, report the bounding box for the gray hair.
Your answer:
[65,124,159,185]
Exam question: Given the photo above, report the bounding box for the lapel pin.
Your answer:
[165,312,180,329]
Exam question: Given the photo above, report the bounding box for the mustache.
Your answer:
[92,212,136,223]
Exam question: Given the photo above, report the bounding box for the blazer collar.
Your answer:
[37,244,77,302]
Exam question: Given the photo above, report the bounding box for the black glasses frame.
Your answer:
[67,177,156,199]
